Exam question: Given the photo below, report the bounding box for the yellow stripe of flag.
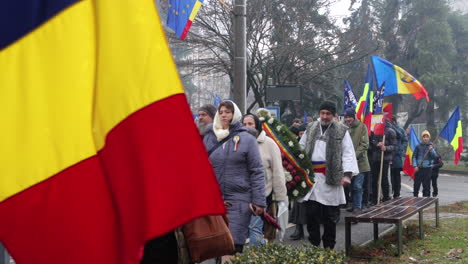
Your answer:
[0,0,185,202]
[189,1,203,21]
[450,120,463,149]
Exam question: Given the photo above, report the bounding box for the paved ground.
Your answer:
[280,173,468,251]
[1,174,466,263]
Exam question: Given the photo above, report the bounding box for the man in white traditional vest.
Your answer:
[299,101,359,249]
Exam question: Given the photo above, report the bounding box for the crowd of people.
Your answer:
[145,100,443,263]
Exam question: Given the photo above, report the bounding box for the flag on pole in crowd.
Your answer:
[373,83,385,114]
[167,0,204,39]
[403,126,420,179]
[371,56,429,101]
[383,102,393,121]
[303,111,308,124]
[343,80,358,112]
[0,1,225,264]
[356,65,372,122]
[439,105,464,164]
[356,65,373,136]
[213,93,222,108]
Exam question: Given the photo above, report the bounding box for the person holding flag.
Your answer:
[412,131,438,197]
[369,122,397,204]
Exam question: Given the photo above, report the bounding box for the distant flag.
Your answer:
[167,0,204,40]
[356,65,372,121]
[439,106,464,164]
[0,1,225,264]
[371,56,429,101]
[343,80,358,112]
[383,102,393,121]
[373,83,385,114]
[303,111,308,124]
[403,126,421,179]
[213,93,222,108]
[356,65,373,136]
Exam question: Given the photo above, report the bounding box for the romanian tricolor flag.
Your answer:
[403,126,420,179]
[383,102,393,121]
[167,0,204,40]
[356,66,371,121]
[356,65,373,136]
[439,105,464,164]
[0,1,225,264]
[371,56,429,102]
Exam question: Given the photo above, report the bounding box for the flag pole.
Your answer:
[216,0,231,10]
[377,134,386,205]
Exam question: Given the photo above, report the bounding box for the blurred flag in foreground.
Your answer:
[439,105,464,164]
[0,1,225,264]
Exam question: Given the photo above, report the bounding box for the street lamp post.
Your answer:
[233,0,246,113]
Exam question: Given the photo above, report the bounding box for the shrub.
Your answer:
[229,243,345,264]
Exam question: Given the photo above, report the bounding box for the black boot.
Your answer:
[290,224,304,240]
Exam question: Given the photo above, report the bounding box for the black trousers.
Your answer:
[414,168,432,197]
[141,232,178,264]
[390,168,402,198]
[304,200,340,249]
[362,172,370,206]
[431,168,439,196]
[371,161,390,204]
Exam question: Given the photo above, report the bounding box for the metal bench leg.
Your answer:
[373,222,378,240]
[435,199,440,227]
[345,219,351,256]
[419,210,424,239]
[397,221,403,257]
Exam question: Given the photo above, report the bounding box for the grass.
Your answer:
[347,201,468,264]
[441,164,468,172]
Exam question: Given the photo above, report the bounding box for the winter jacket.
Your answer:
[412,142,437,168]
[257,130,287,202]
[370,126,397,162]
[347,119,370,173]
[387,121,408,168]
[203,122,266,207]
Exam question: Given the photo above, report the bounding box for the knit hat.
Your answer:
[319,101,336,115]
[344,108,356,119]
[198,104,216,119]
[421,130,431,138]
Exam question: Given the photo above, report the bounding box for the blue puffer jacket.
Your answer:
[204,122,266,245]
[412,143,437,168]
[203,122,266,207]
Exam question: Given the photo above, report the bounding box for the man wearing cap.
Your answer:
[197,104,217,138]
[343,108,370,214]
[299,101,358,249]
[412,130,437,197]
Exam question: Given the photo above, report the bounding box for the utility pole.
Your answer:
[233,0,246,113]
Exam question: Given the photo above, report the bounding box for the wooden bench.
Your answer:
[345,197,439,256]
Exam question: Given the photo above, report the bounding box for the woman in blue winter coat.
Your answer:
[203,100,266,254]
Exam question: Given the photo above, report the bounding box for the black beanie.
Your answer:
[344,108,356,119]
[242,114,262,135]
[319,101,336,115]
[198,104,217,119]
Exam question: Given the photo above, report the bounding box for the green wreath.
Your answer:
[257,109,314,201]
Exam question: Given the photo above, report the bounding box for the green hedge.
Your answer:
[229,243,345,264]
